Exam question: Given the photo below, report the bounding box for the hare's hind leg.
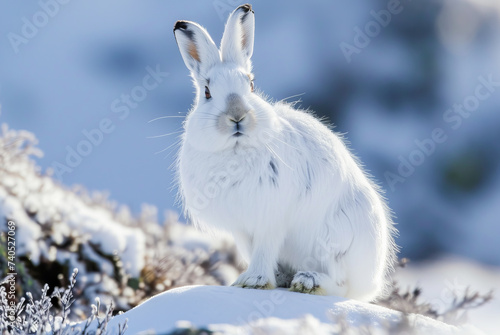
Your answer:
[343,235,388,302]
[290,270,347,296]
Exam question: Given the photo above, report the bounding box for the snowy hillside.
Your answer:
[70,285,482,335]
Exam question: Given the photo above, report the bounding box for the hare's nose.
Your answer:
[229,115,246,124]
[225,93,249,121]
[229,116,246,132]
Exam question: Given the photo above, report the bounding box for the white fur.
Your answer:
[174,4,398,302]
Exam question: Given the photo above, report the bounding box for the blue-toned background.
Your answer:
[1,0,499,264]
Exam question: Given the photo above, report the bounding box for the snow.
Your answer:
[395,257,500,335]
[70,285,482,335]
[0,151,147,277]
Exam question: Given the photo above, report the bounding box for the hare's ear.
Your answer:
[174,21,220,79]
[220,4,255,71]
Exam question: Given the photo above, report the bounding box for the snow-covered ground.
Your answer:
[61,255,498,334]
[70,285,482,335]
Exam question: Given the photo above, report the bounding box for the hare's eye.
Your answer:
[250,80,255,92]
[205,86,211,99]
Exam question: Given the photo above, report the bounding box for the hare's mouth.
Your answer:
[233,131,243,137]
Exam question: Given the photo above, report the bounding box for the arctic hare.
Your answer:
[173,4,397,301]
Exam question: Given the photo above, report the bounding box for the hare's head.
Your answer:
[174,4,277,152]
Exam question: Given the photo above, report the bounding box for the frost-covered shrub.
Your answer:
[0,123,241,319]
[0,270,128,335]
[376,260,493,327]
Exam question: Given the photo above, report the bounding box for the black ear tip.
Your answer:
[238,4,253,13]
[174,20,189,32]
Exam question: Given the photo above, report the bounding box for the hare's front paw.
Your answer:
[232,272,275,290]
[290,271,326,295]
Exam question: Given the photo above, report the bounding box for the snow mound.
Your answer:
[71,285,483,335]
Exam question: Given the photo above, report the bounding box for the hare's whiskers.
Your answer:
[155,138,183,155]
[264,143,292,170]
[279,92,305,103]
[163,139,183,160]
[148,115,185,123]
[147,130,183,139]
[265,132,300,152]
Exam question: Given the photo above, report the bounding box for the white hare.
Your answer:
[174,4,397,302]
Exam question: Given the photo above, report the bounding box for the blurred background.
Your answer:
[1,0,499,266]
